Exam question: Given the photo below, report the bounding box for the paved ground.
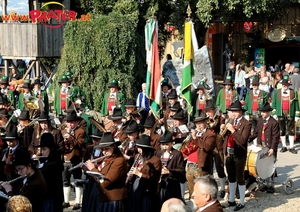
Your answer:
[64,141,300,212]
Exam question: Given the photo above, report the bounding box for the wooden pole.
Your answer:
[4,60,9,76]
[22,61,36,79]
[35,59,40,79]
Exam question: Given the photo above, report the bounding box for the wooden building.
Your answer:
[0,0,70,77]
[206,4,300,76]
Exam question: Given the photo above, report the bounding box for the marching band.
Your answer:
[0,68,296,212]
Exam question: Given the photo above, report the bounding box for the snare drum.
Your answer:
[245,147,275,179]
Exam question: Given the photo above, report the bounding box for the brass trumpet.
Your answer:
[218,118,234,139]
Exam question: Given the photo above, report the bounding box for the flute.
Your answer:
[69,155,111,172]
[0,175,26,188]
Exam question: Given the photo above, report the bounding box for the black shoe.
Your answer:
[222,201,236,208]
[72,204,81,210]
[220,190,226,198]
[280,147,288,153]
[234,203,245,211]
[289,148,297,154]
[266,186,275,193]
[62,202,70,208]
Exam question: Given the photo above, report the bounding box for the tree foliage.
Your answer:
[196,0,292,27]
[56,9,144,110]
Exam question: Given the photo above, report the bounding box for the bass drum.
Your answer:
[245,147,275,180]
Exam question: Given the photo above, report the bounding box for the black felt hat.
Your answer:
[38,111,49,122]
[172,108,186,120]
[0,108,8,118]
[90,128,103,139]
[258,102,273,112]
[96,132,121,148]
[159,130,173,143]
[161,79,172,89]
[36,133,55,149]
[168,89,178,99]
[108,79,121,90]
[251,75,260,85]
[204,100,215,110]
[194,110,209,123]
[18,110,30,120]
[12,147,32,166]
[2,124,18,140]
[59,75,69,84]
[33,78,42,85]
[125,99,137,108]
[143,114,155,128]
[123,120,140,134]
[108,107,124,120]
[66,110,78,122]
[282,75,292,85]
[169,101,181,111]
[222,75,234,85]
[227,100,246,111]
[136,134,155,149]
[196,81,206,90]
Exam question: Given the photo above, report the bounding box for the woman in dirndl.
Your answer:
[83,132,128,212]
[127,134,162,212]
[38,133,64,212]
[156,130,185,209]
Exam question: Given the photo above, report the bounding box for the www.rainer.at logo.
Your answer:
[2,1,90,28]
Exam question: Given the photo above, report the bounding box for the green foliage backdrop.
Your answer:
[56,12,145,110]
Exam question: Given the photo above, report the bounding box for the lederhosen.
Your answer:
[196,95,206,115]
[249,91,261,131]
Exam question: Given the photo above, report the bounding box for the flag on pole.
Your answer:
[180,21,198,114]
[145,18,162,119]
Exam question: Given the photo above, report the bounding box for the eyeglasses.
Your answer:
[15,166,26,173]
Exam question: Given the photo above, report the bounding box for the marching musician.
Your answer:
[17,110,34,148]
[243,75,268,133]
[53,75,72,121]
[161,79,171,113]
[127,134,162,212]
[108,107,127,142]
[186,111,216,196]
[101,79,125,127]
[17,80,32,111]
[65,71,87,107]
[216,75,238,114]
[0,76,15,109]
[205,100,226,198]
[249,102,280,193]
[37,133,64,212]
[222,100,251,211]
[0,125,21,181]
[272,75,299,154]
[29,111,64,159]
[61,110,85,210]
[143,114,161,152]
[192,81,209,117]
[156,130,185,209]
[83,132,127,212]
[1,147,47,212]
[122,120,140,167]
[32,78,49,114]
[168,89,178,107]
[82,128,102,212]
[171,108,188,145]
[76,104,94,146]
[124,99,142,124]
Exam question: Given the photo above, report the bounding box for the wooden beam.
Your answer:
[22,61,36,80]
[8,60,18,71]
[39,60,50,78]
[4,60,9,76]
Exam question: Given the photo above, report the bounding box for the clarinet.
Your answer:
[125,153,141,185]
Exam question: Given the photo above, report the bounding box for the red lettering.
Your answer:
[19,15,29,21]
[29,10,41,23]
[11,15,19,21]
[38,11,48,23]
[86,13,91,21]
[68,11,77,21]
[80,14,86,21]
[54,10,63,22]
[61,10,68,21]
[2,15,10,21]
[47,10,58,21]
